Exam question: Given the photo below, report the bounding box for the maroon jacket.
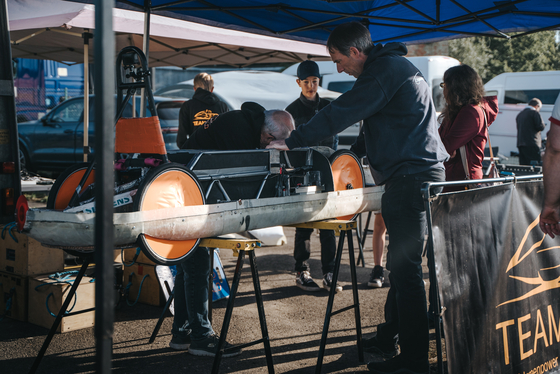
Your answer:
[438,96,499,187]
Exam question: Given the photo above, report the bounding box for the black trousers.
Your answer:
[294,227,336,275]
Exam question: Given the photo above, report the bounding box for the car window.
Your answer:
[156,101,182,120]
[88,97,137,122]
[504,89,560,105]
[155,86,194,99]
[327,81,355,93]
[50,99,83,122]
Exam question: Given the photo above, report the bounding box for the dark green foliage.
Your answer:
[449,31,560,83]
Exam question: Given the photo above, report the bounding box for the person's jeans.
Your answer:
[376,168,444,362]
[294,227,336,275]
[172,246,214,341]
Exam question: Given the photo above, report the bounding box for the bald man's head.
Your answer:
[260,110,295,148]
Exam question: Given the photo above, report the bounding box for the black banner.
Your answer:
[432,181,560,374]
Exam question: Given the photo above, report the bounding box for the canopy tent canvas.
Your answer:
[8,0,331,68]
[93,0,560,45]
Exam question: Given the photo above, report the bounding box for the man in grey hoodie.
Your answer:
[268,21,448,374]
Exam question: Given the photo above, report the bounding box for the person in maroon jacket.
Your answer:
[438,64,499,192]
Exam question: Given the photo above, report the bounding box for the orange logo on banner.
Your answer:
[497,216,560,307]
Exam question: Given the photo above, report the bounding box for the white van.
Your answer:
[484,71,560,157]
[283,56,461,145]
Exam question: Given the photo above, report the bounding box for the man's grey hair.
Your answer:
[327,21,375,57]
[263,110,295,140]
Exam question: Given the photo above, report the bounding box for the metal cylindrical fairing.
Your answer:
[22,186,383,249]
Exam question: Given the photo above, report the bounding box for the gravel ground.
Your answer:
[1,204,446,373]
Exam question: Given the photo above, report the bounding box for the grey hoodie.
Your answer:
[285,42,448,185]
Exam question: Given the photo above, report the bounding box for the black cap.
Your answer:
[297,60,320,80]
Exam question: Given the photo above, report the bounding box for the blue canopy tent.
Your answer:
[21,0,560,373]
[80,0,560,45]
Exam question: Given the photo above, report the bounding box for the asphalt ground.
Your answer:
[0,214,446,374]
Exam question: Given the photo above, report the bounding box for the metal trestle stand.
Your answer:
[289,219,364,374]
[29,251,95,374]
[148,237,273,374]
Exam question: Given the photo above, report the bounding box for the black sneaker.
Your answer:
[188,333,242,358]
[322,272,342,293]
[295,271,321,292]
[367,354,429,374]
[363,334,399,359]
[169,332,191,351]
[368,266,384,288]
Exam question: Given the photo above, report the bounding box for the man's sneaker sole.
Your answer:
[296,282,321,292]
[188,346,242,358]
[368,279,383,288]
[322,282,342,293]
[169,341,190,350]
[364,345,400,359]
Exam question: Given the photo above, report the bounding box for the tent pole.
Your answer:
[82,29,92,162]
[140,0,151,117]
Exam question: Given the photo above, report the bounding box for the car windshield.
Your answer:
[157,101,182,120]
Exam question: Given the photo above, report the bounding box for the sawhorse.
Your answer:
[288,220,364,374]
[29,251,95,374]
[149,237,274,374]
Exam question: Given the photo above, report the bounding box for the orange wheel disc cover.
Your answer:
[140,170,204,261]
[331,154,363,220]
[53,170,96,211]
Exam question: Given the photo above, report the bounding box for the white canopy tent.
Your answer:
[8,0,330,68]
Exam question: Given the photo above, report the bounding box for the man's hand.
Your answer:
[266,140,289,150]
[539,206,560,238]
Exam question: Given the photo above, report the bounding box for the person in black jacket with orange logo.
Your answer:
[285,60,341,294]
[176,72,229,148]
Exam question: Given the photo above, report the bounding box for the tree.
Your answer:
[449,31,560,83]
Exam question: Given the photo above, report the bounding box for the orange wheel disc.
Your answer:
[47,163,96,211]
[134,163,205,265]
[329,150,365,220]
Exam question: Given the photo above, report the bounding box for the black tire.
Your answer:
[47,163,95,210]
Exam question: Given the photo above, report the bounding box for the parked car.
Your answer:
[18,95,184,175]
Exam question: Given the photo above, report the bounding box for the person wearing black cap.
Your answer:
[285,60,341,293]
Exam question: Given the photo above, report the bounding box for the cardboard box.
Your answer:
[0,227,64,276]
[28,272,95,333]
[0,272,28,321]
[123,263,163,306]
[122,247,156,265]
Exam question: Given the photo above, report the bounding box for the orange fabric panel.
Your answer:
[115,116,166,155]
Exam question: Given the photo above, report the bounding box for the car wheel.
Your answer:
[19,147,33,173]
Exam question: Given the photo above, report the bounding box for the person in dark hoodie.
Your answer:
[438,64,499,192]
[184,101,294,150]
[176,72,228,148]
[267,21,449,374]
[285,60,341,294]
